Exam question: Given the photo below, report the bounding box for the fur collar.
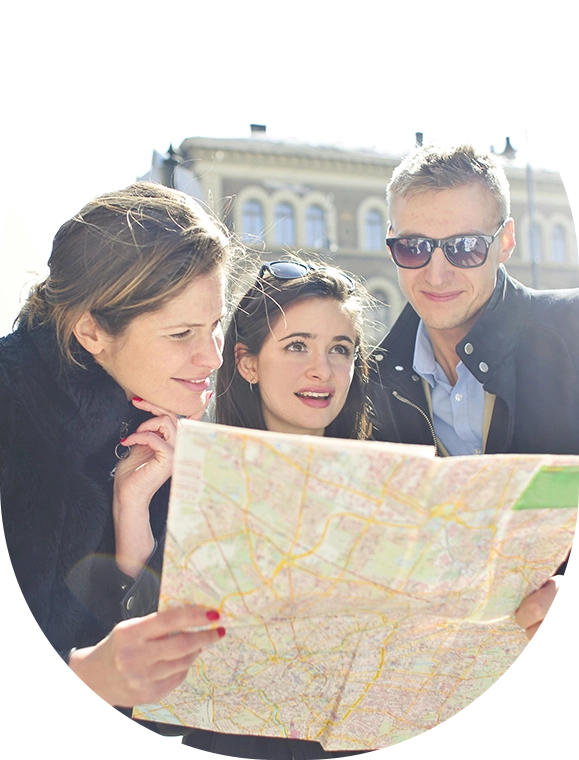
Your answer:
[16,320,147,454]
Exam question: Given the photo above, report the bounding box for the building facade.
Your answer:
[156,129,578,342]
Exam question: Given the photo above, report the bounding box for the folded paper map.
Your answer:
[134,421,578,751]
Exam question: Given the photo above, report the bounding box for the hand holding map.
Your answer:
[515,575,579,670]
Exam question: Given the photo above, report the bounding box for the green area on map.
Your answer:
[514,466,579,510]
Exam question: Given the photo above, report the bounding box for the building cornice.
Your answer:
[180,137,401,175]
[180,137,565,188]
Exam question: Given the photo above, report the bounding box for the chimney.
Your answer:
[250,124,267,136]
[415,132,423,147]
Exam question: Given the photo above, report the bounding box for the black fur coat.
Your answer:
[0,321,168,657]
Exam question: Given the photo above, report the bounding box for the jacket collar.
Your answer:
[455,266,531,384]
[375,266,530,390]
[26,320,140,454]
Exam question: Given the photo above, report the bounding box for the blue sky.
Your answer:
[2,4,578,330]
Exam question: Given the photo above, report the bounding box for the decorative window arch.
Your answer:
[364,209,385,251]
[551,223,567,263]
[274,201,296,247]
[357,196,389,251]
[234,185,270,246]
[518,213,547,262]
[241,199,265,243]
[305,204,327,248]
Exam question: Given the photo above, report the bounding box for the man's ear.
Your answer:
[72,312,109,356]
[499,217,516,264]
[234,343,258,383]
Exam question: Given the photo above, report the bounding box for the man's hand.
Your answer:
[515,575,579,670]
[69,605,225,706]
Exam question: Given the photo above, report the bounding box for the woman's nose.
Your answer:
[306,352,333,381]
[193,328,224,371]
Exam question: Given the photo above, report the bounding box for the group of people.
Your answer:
[1,144,577,760]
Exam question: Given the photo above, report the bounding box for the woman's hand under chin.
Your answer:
[111,393,213,578]
[112,408,178,577]
[131,390,214,424]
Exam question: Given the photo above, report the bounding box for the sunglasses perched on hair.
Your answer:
[258,260,356,292]
[386,220,506,269]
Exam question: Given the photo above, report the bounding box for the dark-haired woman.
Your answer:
[215,259,372,439]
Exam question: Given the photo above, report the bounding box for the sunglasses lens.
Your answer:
[444,236,488,267]
[390,238,433,268]
[259,260,355,292]
[263,261,310,279]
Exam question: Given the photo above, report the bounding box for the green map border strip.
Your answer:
[513,466,579,510]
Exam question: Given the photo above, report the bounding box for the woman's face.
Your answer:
[238,297,358,436]
[89,269,226,417]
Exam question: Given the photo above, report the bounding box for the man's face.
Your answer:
[389,183,515,341]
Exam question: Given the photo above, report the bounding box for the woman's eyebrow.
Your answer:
[161,322,202,329]
[278,331,355,344]
[278,331,315,340]
[161,312,228,330]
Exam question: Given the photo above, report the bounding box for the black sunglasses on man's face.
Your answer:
[386,220,506,269]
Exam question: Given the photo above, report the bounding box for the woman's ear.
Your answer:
[73,312,109,356]
[234,343,258,384]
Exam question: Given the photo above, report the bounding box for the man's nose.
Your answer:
[424,246,455,284]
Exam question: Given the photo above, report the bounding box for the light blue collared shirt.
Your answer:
[413,321,485,456]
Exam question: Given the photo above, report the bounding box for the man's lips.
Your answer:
[421,290,463,302]
[172,377,211,392]
[295,389,334,408]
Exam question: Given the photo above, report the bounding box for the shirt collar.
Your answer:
[413,320,437,385]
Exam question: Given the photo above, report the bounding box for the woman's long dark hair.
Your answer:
[215,264,372,439]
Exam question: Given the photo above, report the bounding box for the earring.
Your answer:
[249,381,254,393]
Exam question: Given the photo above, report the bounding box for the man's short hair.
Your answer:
[387,144,511,222]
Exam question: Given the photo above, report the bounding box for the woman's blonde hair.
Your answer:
[20,182,240,364]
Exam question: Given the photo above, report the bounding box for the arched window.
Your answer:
[274,202,296,246]
[526,221,542,262]
[551,224,567,263]
[365,209,384,251]
[306,204,326,248]
[241,200,265,243]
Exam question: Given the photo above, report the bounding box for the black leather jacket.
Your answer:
[368,266,579,456]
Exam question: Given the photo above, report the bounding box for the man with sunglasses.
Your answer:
[368,143,579,638]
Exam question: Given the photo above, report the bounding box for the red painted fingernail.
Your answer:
[217,627,226,638]
[120,437,128,443]
[206,610,220,621]
[132,396,143,402]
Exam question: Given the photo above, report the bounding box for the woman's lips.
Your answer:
[295,389,333,408]
[172,377,211,392]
